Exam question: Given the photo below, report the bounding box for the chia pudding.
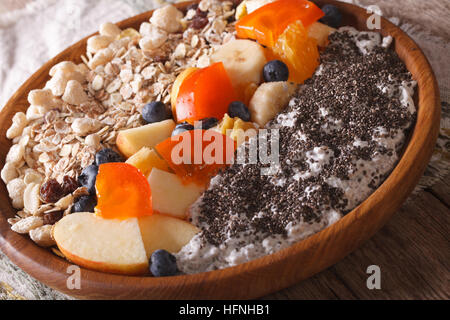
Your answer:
[176,27,417,274]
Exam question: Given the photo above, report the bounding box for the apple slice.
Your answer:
[116,119,176,158]
[138,214,200,259]
[53,212,148,275]
[125,147,170,177]
[148,168,205,219]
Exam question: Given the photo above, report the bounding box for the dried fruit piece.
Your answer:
[40,179,63,204]
[43,210,64,225]
[192,16,209,29]
[95,163,153,220]
[61,176,79,195]
[271,21,320,83]
[235,0,324,47]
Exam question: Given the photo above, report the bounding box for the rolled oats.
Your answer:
[150,5,184,33]
[106,78,122,93]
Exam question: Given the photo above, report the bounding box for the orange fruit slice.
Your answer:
[95,163,153,220]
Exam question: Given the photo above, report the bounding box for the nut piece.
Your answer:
[24,183,42,215]
[62,80,89,105]
[1,162,18,184]
[87,35,114,53]
[11,216,43,234]
[100,22,122,38]
[29,225,55,247]
[150,5,183,33]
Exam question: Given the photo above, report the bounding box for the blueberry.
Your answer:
[263,60,289,82]
[228,101,251,122]
[142,101,170,124]
[195,117,219,130]
[150,249,179,277]
[95,148,124,166]
[71,195,97,213]
[319,4,342,28]
[172,122,195,137]
[78,165,98,195]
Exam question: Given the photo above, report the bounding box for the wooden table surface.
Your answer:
[0,0,448,300]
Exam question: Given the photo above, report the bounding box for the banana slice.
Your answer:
[249,82,297,127]
[210,39,267,99]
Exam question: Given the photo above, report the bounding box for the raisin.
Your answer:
[43,210,64,225]
[40,179,63,203]
[62,175,79,195]
[192,17,209,30]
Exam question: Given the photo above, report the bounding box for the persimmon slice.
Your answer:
[95,163,153,220]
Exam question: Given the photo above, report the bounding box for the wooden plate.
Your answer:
[0,0,440,299]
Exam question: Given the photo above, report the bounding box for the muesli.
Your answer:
[2,0,416,276]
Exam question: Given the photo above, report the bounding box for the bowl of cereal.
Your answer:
[0,0,440,299]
